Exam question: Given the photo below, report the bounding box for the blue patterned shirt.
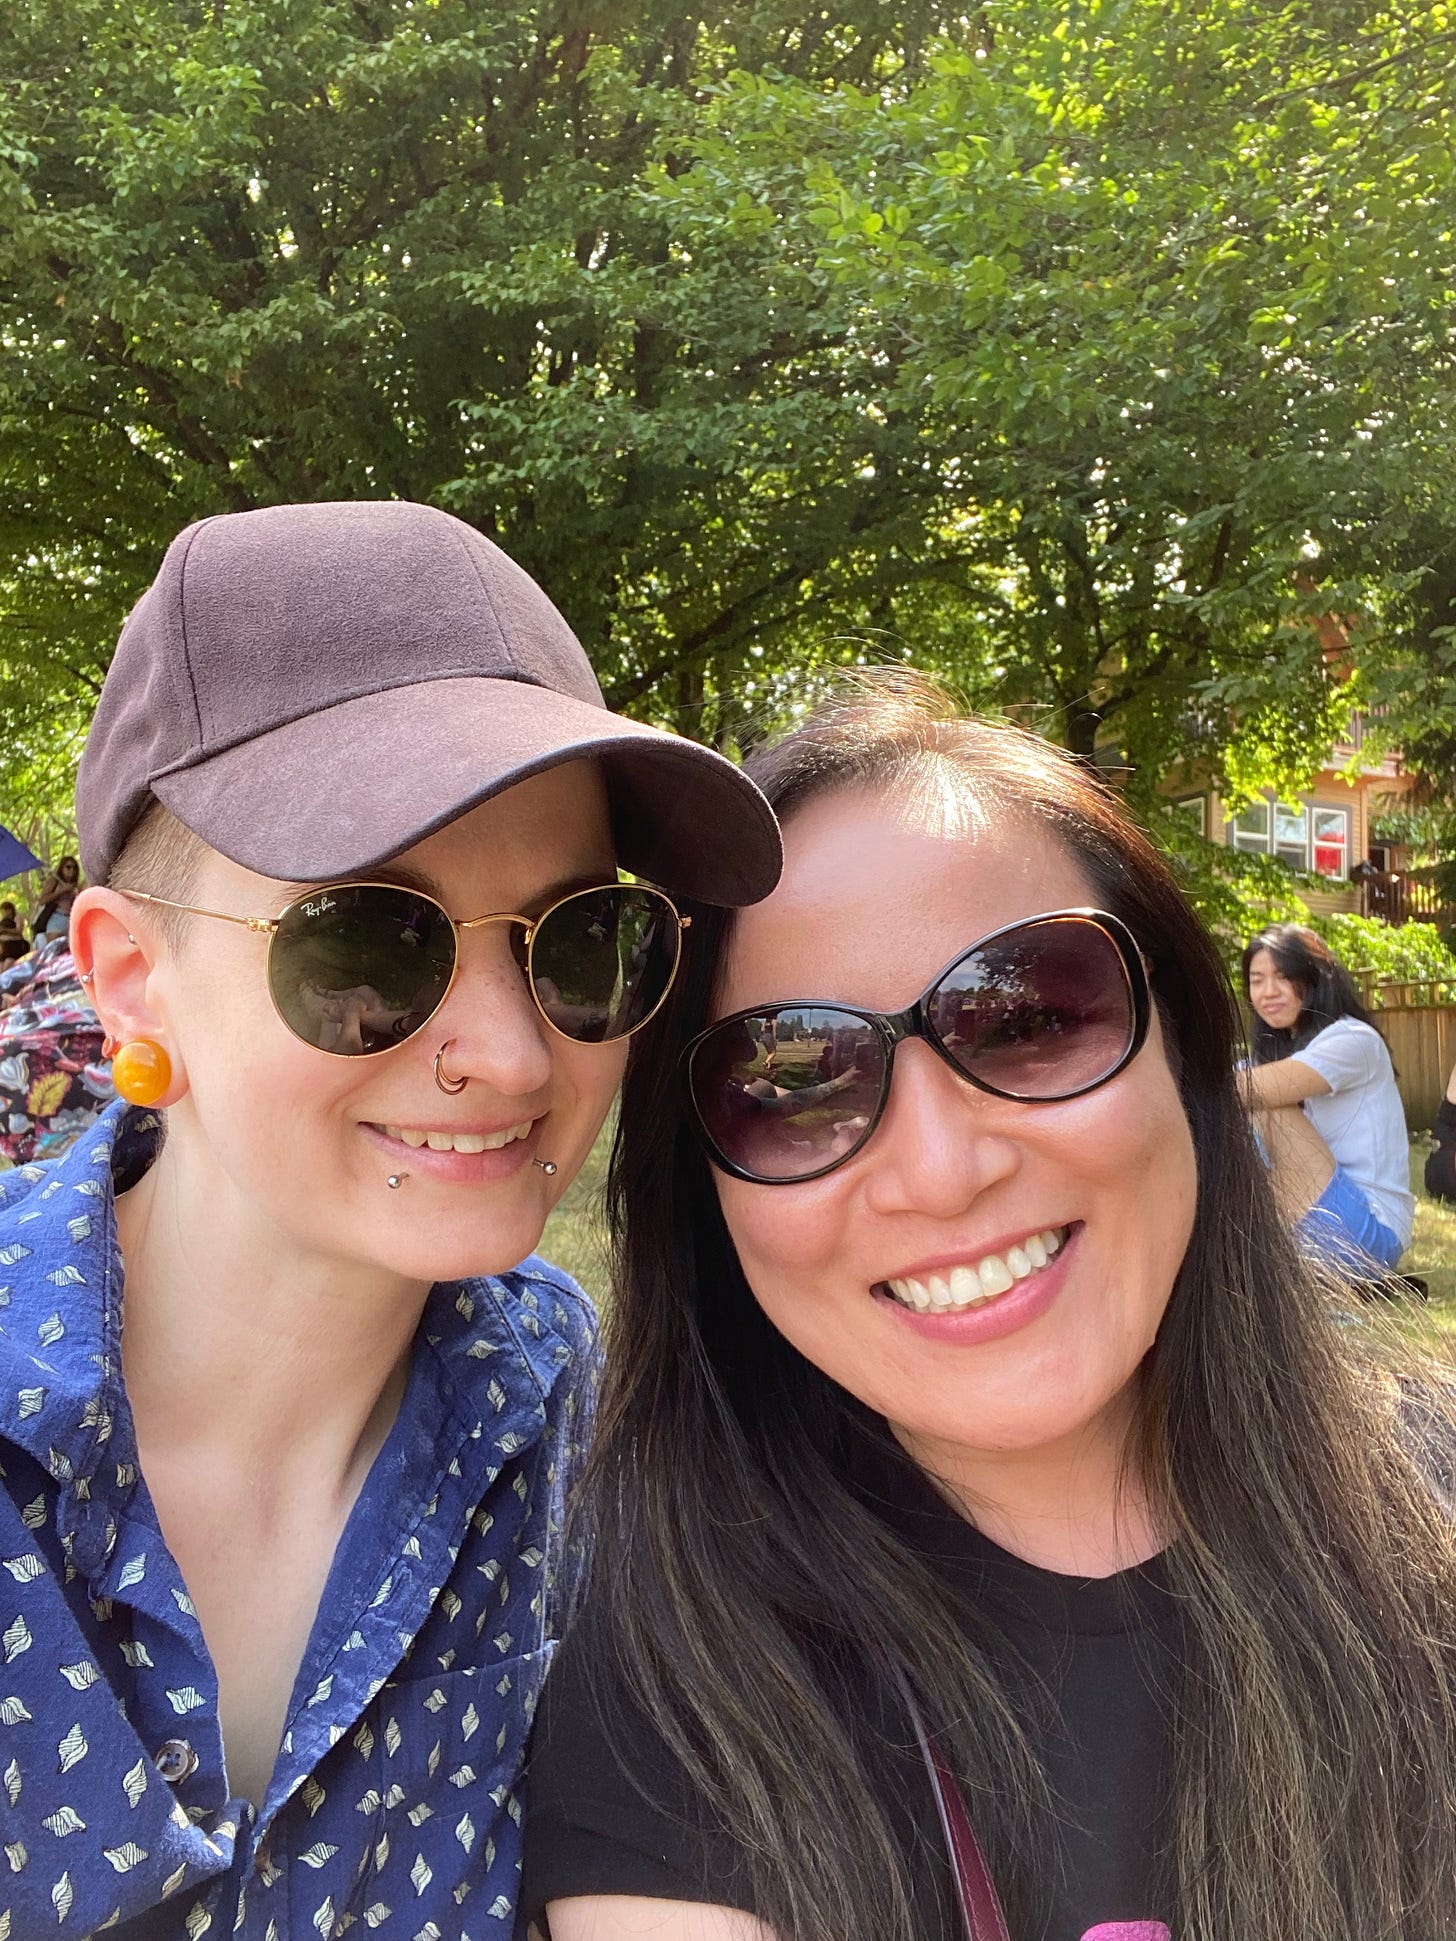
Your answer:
[0,1102,597,1938]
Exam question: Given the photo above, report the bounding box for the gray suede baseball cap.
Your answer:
[76,501,781,905]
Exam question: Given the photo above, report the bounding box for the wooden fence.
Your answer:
[1356,977,1456,1129]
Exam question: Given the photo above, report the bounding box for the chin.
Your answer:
[417,1241,546,1283]
[360,1217,552,1285]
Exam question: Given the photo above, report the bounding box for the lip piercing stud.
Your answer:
[387,1174,406,1189]
[533,1159,557,1176]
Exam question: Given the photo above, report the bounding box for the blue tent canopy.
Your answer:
[0,826,43,884]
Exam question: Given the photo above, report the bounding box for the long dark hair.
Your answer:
[1242,921,1380,1062]
[584,674,1456,1940]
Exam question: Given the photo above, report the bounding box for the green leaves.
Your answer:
[0,0,1453,823]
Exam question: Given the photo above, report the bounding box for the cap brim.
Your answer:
[151,677,781,906]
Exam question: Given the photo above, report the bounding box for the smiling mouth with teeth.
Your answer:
[380,1122,534,1155]
[883,1226,1072,1314]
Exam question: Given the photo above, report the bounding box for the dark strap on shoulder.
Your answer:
[889,1664,1012,1941]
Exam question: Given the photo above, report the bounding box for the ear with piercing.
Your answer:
[81,930,138,983]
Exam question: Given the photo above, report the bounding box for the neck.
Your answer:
[894,1391,1160,1577]
[115,1125,427,1499]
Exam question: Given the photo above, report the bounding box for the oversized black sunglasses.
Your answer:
[124,879,688,1056]
[684,909,1150,1185]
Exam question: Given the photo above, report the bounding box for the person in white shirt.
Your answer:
[1241,923,1413,1271]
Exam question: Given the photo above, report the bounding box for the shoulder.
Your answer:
[525,1591,743,1885]
[490,1255,600,1369]
[460,1256,602,1425]
[0,1111,137,1475]
[1304,1015,1379,1048]
[1298,1016,1388,1080]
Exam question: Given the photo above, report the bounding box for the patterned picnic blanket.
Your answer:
[0,938,115,1163]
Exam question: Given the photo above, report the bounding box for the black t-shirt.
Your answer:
[1429,1099,1456,1203]
[523,1455,1180,1940]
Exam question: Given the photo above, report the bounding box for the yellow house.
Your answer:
[1166,715,1424,921]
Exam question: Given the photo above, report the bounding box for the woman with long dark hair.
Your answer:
[523,676,1456,1941]
[33,850,82,940]
[1240,923,1412,1271]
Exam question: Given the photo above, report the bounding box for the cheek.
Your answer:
[716,1177,843,1284]
[550,1041,628,1157]
[173,948,300,1092]
[1110,1080,1198,1322]
[715,1175,866,1374]
[161,941,365,1167]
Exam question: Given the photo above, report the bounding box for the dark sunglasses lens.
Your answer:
[690,1007,886,1180]
[530,886,680,1044]
[269,886,456,1055]
[927,918,1135,1100]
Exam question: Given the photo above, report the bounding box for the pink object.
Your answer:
[1081,1926,1172,1940]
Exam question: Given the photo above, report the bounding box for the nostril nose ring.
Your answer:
[433,1041,468,1095]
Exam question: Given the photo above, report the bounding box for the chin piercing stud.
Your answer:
[533,1159,557,1176]
[387,1174,406,1189]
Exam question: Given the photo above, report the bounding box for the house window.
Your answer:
[1312,808,1348,878]
[1226,798,1350,879]
[1273,802,1308,870]
[1230,801,1270,854]
[1172,796,1207,836]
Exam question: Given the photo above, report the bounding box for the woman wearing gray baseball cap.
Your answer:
[0,500,779,1941]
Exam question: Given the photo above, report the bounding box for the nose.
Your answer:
[860,1038,1022,1218]
[424,922,554,1099]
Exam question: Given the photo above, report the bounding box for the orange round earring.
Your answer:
[110,1039,173,1107]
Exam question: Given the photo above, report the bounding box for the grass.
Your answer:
[539,1119,613,1303]
[1406,1138,1456,1335]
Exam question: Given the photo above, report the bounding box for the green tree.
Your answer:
[1,0,1454,826]
[668,0,1456,799]
[0,0,966,825]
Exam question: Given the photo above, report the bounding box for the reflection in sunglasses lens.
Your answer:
[692,1006,885,1180]
[929,920,1132,1098]
[270,886,457,1056]
[531,887,679,1043]
[692,919,1138,1180]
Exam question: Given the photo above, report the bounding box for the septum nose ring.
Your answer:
[433,1041,468,1095]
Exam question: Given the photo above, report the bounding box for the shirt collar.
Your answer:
[0,1099,148,1495]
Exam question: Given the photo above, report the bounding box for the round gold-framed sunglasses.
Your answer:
[122,879,689,1058]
